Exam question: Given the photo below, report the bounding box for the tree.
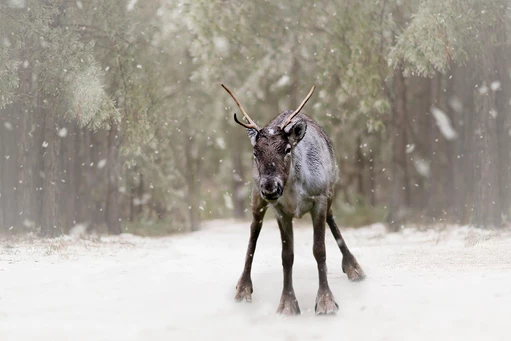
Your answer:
[0,1,118,235]
[2,0,510,236]
[391,0,510,228]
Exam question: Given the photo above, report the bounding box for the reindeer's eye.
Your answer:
[253,151,258,159]
[285,145,292,155]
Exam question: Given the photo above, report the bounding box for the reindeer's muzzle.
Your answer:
[260,177,283,201]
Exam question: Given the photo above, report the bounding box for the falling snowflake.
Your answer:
[448,96,463,113]
[213,36,230,56]
[431,106,458,140]
[97,159,107,169]
[275,75,291,88]
[127,0,138,11]
[414,159,431,178]
[478,83,489,95]
[215,137,226,150]
[58,128,68,138]
[490,81,501,91]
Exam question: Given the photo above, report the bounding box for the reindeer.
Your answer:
[222,84,365,316]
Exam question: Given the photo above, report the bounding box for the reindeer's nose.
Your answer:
[260,178,283,201]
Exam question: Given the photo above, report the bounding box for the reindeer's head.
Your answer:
[222,84,315,201]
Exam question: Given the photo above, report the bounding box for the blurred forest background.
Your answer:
[1,0,510,237]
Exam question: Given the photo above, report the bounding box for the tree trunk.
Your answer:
[407,76,432,212]
[41,110,61,237]
[136,172,144,218]
[0,117,3,229]
[472,24,507,229]
[472,42,502,228]
[451,64,476,224]
[427,72,455,221]
[66,123,78,229]
[0,110,8,230]
[495,32,511,223]
[473,88,501,228]
[17,54,36,231]
[106,122,122,234]
[75,127,88,226]
[128,167,138,222]
[183,117,200,232]
[32,83,46,231]
[368,153,376,207]
[1,108,19,231]
[185,155,200,232]
[355,135,365,203]
[231,130,246,219]
[388,63,409,231]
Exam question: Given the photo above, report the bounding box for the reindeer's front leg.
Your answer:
[276,211,300,315]
[312,198,339,315]
[235,191,267,302]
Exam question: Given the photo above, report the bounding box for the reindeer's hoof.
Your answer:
[277,292,301,316]
[342,254,366,282]
[315,289,339,315]
[235,280,253,302]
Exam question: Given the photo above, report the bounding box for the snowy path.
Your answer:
[1,220,511,341]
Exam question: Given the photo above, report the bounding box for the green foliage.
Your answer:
[0,1,118,127]
[2,0,509,233]
[390,0,508,76]
[123,220,185,236]
[61,52,120,130]
[335,204,388,228]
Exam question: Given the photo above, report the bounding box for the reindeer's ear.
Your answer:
[246,128,258,146]
[284,119,307,146]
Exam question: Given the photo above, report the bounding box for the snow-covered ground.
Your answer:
[1,220,511,341]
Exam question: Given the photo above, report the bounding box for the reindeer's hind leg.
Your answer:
[235,191,268,302]
[311,198,339,315]
[326,207,365,281]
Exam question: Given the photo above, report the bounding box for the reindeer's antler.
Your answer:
[221,84,260,131]
[280,86,315,129]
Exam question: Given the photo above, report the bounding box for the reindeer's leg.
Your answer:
[276,212,300,315]
[312,199,339,315]
[235,192,267,302]
[326,207,365,281]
